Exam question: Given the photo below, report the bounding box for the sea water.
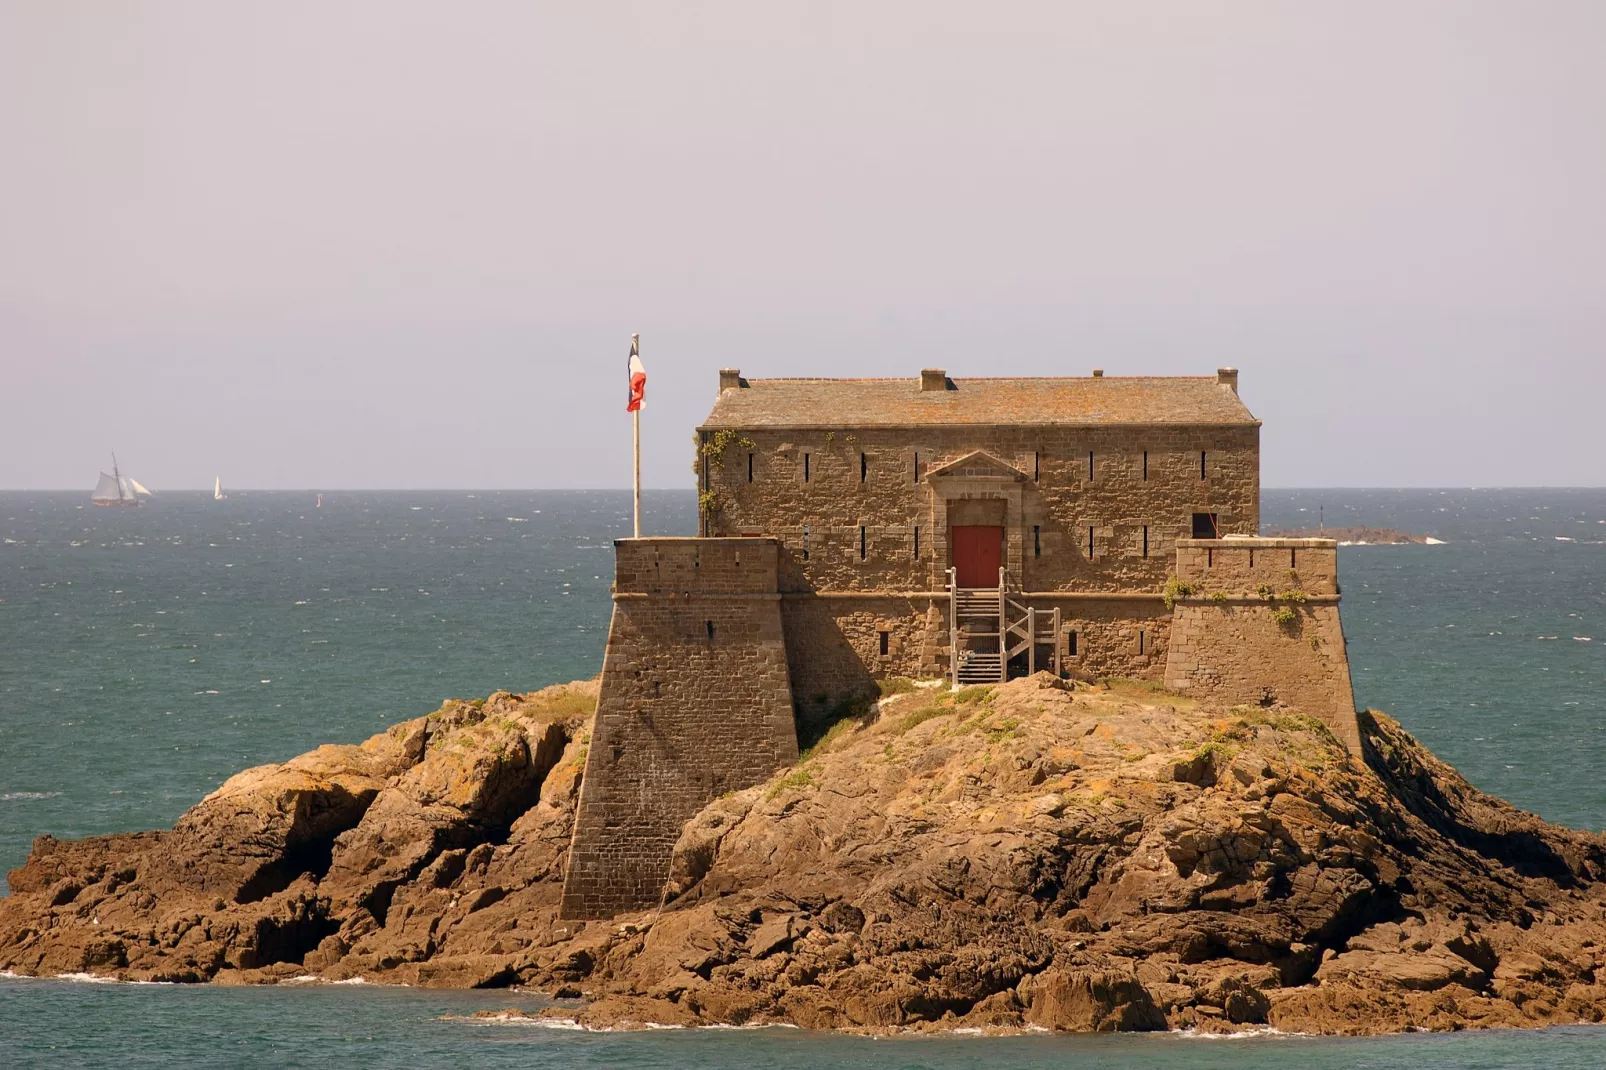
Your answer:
[1,488,1604,1068]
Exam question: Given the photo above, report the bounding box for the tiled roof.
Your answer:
[700,375,1258,429]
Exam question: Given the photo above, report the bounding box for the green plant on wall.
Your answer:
[698,490,721,519]
[700,429,756,463]
[1281,589,1309,603]
[1256,583,1275,600]
[1163,575,1196,609]
[1271,605,1298,628]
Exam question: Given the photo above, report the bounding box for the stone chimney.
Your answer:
[919,368,948,392]
[719,368,742,392]
[1091,368,1104,378]
[1217,367,1239,394]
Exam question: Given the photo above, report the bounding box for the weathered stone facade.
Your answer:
[1163,538,1360,750]
[563,368,1361,918]
[560,539,798,919]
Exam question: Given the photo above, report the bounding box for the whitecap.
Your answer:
[53,972,120,984]
[1575,637,1593,642]
[1424,536,1446,544]
[1557,536,1576,542]
[2,791,62,801]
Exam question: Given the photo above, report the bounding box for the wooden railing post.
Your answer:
[1027,606,1036,675]
[997,566,1007,682]
[947,567,958,689]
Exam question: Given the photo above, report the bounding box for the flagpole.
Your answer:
[633,406,641,538]
[632,333,642,538]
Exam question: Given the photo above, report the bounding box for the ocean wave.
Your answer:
[1,791,62,801]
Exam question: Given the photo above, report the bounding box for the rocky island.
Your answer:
[1262,527,1440,545]
[5,675,1606,1037]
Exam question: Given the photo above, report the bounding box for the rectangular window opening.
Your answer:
[1142,525,1149,559]
[1192,512,1219,539]
[1033,525,1041,558]
[1200,450,1207,480]
[1088,451,1095,481]
[859,525,867,560]
[802,525,810,560]
[1138,629,1145,655]
[747,452,754,483]
[1142,450,1148,481]
[1088,526,1095,559]
[1290,548,1297,568]
[913,451,920,483]
[804,453,810,482]
[1033,451,1040,481]
[913,526,920,559]
[878,631,890,656]
[860,453,867,482]
[1067,630,1078,657]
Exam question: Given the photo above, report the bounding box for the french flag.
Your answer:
[626,334,646,412]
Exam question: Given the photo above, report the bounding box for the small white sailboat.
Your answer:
[214,477,228,501]
[316,493,323,508]
[91,454,152,507]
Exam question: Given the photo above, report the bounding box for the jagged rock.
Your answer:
[8,674,1606,1037]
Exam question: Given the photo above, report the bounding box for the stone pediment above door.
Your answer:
[925,450,1029,482]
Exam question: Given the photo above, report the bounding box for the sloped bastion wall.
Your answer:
[559,538,799,920]
[1162,538,1360,751]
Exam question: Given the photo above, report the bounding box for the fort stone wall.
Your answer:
[559,538,798,920]
[700,423,1260,596]
[1162,539,1360,750]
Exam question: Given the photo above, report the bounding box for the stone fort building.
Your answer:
[560,367,1359,919]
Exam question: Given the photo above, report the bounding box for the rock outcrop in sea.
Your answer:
[4,676,1605,1036]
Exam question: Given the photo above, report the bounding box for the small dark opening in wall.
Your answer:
[705,620,715,641]
[1033,451,1040,481]
[1207,547,1213,568]
[1067,630,1078,657]
[861,453,867,482]
[878,631,889,656]
[804,453,810,482]
[1088,451,1095,480]
[1033,525,1041,558]
[748,453,753,482]
[1290,548,1297,568]
[1088,526,1095,559]
[1192,512,1219,539]
[1200,450,1207,480]
[802,525,810,560]
[1138,629,1145,655]
[1142,525,1149,558]
[859,525,867,560]
[913,451,920,483]
[913,526,920,559]
[1142,451,1148,481]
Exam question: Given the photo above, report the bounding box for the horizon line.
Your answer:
[6,485,1606,494]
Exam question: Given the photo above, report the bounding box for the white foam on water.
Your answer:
[53,972,120,984]
[2,791,62,801]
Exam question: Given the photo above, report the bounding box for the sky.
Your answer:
[2,1,1602,490]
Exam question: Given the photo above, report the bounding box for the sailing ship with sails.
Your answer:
[214,477,227,501]
[91,454,151,508]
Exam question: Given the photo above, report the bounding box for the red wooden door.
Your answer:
[951,526,1004,587]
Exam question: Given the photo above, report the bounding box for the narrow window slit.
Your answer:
[1088,451,1095,480]
[1033,525,1041,558]
[802,525,809,560]
[1142,451,1148,481]
[860,453,867,482]
[913,526,920,559]
[859,525,867,560]
[878,631,890,656]
[705,620,715,641]
[1088,526,1095,559]
[1142,525,1149,558]
[747,453,753,482]
[804,453,810,482]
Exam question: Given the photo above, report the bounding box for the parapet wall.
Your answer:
[1163,539,1360,751]
[560,539,798,919]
